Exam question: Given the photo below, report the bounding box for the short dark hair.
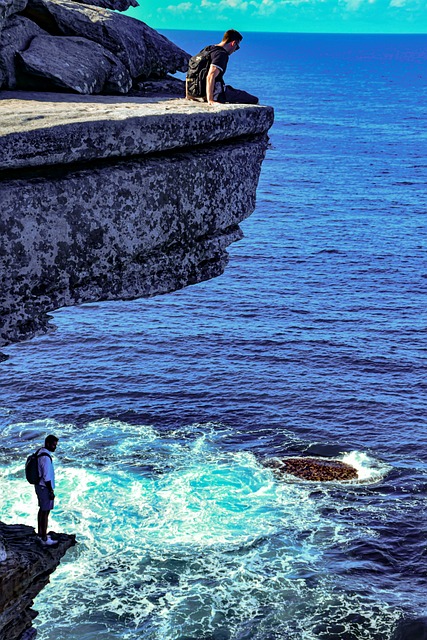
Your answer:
[45,434,58,446]
[223,29,243,44]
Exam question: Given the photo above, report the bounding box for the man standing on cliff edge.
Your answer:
[186,30,259,105]
[34,434,59,546]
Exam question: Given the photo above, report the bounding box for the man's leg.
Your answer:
[224,85,259,105]
[38,509,50,540]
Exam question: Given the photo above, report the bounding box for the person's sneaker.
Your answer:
[38,535,58,546]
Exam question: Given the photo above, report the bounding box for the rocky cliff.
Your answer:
[0,0,273,349]
[0,522,76,640]
[0,94,273,348]
[0,10,272,634]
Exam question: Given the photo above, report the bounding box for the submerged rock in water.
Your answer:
[265,457,358,481]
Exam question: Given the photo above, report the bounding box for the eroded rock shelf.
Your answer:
[0,93,274,349]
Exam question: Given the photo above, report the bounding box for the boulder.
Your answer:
[0,0,28,32]
[23,0,190,78]
[18,34,132,93]
[72,0,139,11]
[0,14,46,88]
[265,457,359,481]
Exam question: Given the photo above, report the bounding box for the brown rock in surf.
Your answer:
[264,457,358,481]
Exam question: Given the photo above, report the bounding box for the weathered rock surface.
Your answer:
[0,521,75,640]
[0,14,46,88]
[0,93,273,348]
[265,457,359,481]
[23,0,190,78]
[18,34,132,93]
[0,0,28,32]
[0,93,274,169]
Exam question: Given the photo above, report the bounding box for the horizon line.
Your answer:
[158,28,427,36]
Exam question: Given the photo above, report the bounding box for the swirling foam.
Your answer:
[0,420,400,640]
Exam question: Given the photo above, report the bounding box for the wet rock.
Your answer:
[23,0,190,79]
[0,15,46,88]
[0,521,76,640]
[265,457,358,481]
[18,34,132,93]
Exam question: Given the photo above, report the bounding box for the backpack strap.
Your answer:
[36,449,52,462]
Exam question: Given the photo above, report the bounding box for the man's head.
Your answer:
[45,434,58,452]
[221,29,243,54]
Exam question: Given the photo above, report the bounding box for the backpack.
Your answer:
[186,45,222,98]
[25,449,52,484]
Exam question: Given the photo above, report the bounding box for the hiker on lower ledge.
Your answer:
[26,434,59,546]
[186,30,259,106]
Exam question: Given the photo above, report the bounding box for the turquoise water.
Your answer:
[1,32,427,639]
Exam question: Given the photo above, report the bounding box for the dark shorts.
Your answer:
[35,485,54,511]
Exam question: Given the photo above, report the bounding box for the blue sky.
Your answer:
[126,0,427,33]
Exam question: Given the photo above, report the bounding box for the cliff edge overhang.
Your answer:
[0,92,274,349]
[0,522,76,640]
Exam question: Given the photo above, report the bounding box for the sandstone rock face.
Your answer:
[23,0,190,78]
[0,0,28,32]
[0,522,75,640]
[0,15,46,88]
[0,94,273,348]
[265,457,359,481]
[18,34,132,93]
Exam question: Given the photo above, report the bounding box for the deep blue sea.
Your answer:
[1,32,427,640]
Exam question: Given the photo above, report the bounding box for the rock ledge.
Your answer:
[0,521,76,640]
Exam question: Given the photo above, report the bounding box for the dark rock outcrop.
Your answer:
[18,34,132,93]
[23,0,189,78]
[265,457,359,481]
[0,15,46,87]
[72,0,139,11]
[0,522,76,640]
[0,0,189,93]
[0,0,28,31]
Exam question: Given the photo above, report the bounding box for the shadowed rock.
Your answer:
[132,75,186,97]
[18,34,132,93]
[72,0,139,11]
[23,0,190,78]
[265,457,358,481]
[0,522,76,640]
[0,14,46,88]
[0,0,28,32]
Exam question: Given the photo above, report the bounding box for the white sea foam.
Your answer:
[0,420,402,640]
[341,450,391,483]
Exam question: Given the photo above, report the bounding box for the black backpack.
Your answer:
[25,448,52,484]
[186,45,222,98]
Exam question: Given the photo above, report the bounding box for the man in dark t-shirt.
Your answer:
[193,30,258,105]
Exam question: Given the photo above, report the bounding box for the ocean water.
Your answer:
[1,32,427,640]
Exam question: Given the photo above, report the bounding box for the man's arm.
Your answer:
[206,64,220,105]
[45,480,55,499]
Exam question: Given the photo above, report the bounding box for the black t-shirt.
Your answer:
[209,46,229,85]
